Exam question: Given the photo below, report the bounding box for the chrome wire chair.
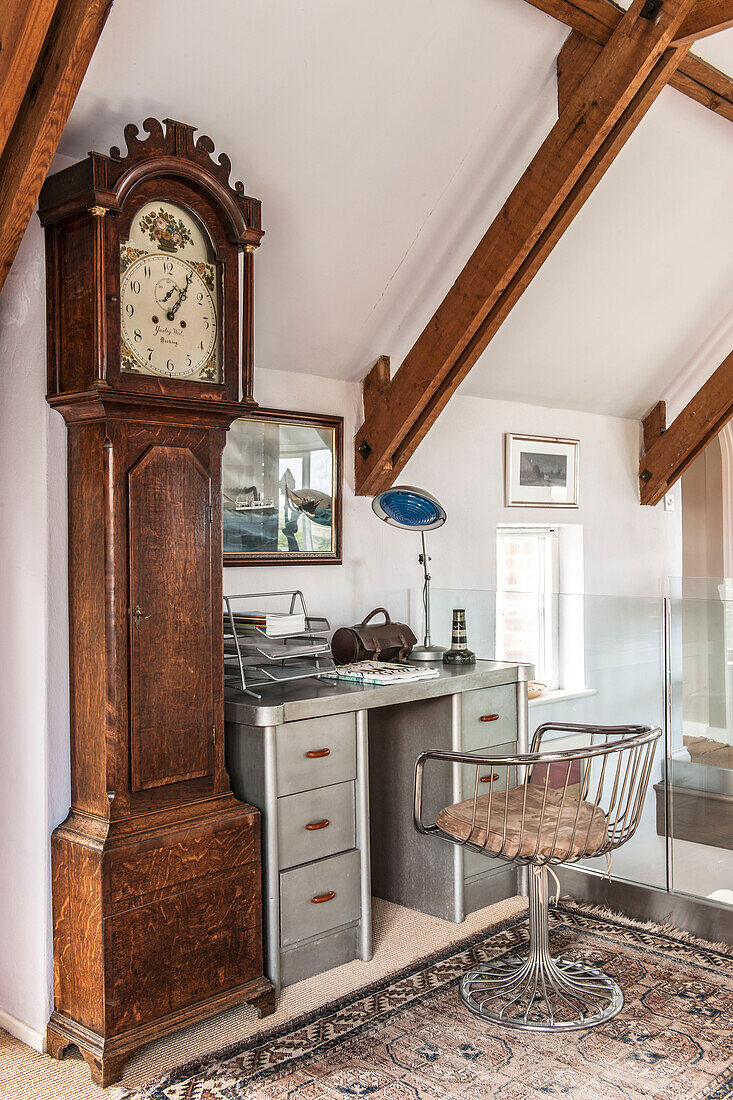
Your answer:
[413,722,661,1032]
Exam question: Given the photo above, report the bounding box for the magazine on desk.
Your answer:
[324,661,440,686]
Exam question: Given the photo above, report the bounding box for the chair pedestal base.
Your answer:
[460,866,623,1032]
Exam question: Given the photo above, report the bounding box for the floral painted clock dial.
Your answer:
[120,201,221,383]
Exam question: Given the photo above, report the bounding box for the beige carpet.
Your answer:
[125,901,733,1100]
[0,894,525,1100]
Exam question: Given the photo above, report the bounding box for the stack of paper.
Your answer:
[324,661,440,686]
[228,611,306,637]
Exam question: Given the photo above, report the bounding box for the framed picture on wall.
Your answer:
[505,433,579,507]
[223,409,342,564]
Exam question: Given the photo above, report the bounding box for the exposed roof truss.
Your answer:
[526,0,733,121]
[0,0,113,295]
[355,0,714,495]
[640,350,733,504]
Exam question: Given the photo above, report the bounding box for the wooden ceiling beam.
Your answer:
[0,0,59,159]
[671,52,733,122]
[387,44,689,479]
[362,356,391,421]
[673,0,733,45]
[523,0,620,43]
[355,0,696,496]
[640,354,733,504]
[557,31,603,112]
[524,0,733,124]
[0,0,113,295]
[642,399,667,453]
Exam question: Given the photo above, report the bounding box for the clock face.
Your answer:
[120,201,221,384]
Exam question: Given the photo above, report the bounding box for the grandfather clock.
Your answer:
[38,118,274,1086]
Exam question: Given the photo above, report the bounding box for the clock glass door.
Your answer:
[128,444,214,791]
[120,201,221,383]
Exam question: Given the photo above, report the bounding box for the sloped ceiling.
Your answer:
[58,0,733,419]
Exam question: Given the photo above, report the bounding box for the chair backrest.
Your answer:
[523,723,661,863]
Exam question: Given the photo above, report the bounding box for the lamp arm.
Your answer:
[420,531,431,647]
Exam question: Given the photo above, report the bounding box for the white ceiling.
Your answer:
[59,0,733,419]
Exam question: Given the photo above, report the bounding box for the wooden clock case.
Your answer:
[38,118,274,1086]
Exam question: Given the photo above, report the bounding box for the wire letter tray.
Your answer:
[224,590,335,698]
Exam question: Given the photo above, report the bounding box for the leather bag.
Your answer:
[331,608,417,664]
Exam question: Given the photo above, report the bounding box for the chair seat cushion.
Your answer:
[435,784,608,862]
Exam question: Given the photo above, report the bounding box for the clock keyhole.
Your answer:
[132,605,151,630]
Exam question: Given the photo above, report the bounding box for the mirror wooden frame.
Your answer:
[222,407,343,566]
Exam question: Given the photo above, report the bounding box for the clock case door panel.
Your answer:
[108,176,238,402]
[128,443,214,791]
[102,416,228,812]
[54,405,239,817]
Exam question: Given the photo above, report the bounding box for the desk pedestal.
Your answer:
[225,662,529,991]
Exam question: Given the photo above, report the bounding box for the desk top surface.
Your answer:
[224,659,532,726]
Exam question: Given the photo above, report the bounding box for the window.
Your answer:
[496,527,560,689]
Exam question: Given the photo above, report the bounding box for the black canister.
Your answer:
[443,608,476,665]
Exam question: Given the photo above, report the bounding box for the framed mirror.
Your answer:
[222,409,342,565]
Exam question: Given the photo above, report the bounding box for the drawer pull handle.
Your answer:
[312,890,335,904]
[305,819,330,831]
[480,774,500,783]
[480,714,500,722]
[306,748,331,759]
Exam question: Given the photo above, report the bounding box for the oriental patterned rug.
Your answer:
[126,903,733,1100]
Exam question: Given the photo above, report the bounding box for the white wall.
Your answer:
[0,223,681,1047]
[0,214,69,1048]
[236,367,682,630]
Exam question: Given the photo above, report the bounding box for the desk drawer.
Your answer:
[462,684,517,751]
[461,741,517,799]
[461,741,517,878]
[280,849,360,947]
[277,713,356,796]
[278,781,355,870]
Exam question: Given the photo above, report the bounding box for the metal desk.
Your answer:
[225,660,531,992]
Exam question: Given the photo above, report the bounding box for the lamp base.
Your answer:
[410,644,446,661]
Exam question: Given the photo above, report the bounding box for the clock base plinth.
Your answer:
[47,1015,128,1088]
[47,973,275,1087]
[48,796,274,1088]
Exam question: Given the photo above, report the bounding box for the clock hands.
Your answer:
[170,275,191,316]
[167,272,192,321]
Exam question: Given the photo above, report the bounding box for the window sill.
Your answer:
[529,687,597,708]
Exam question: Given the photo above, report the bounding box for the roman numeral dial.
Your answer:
[120,252,219,382]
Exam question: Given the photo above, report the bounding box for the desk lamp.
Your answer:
[372,485,446,660]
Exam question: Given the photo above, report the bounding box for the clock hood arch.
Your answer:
[113,156,256,247]
[40,117,263,248]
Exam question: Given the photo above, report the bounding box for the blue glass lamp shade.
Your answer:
[371,485,446,531]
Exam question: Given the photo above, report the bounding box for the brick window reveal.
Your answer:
[496,527,560,690]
